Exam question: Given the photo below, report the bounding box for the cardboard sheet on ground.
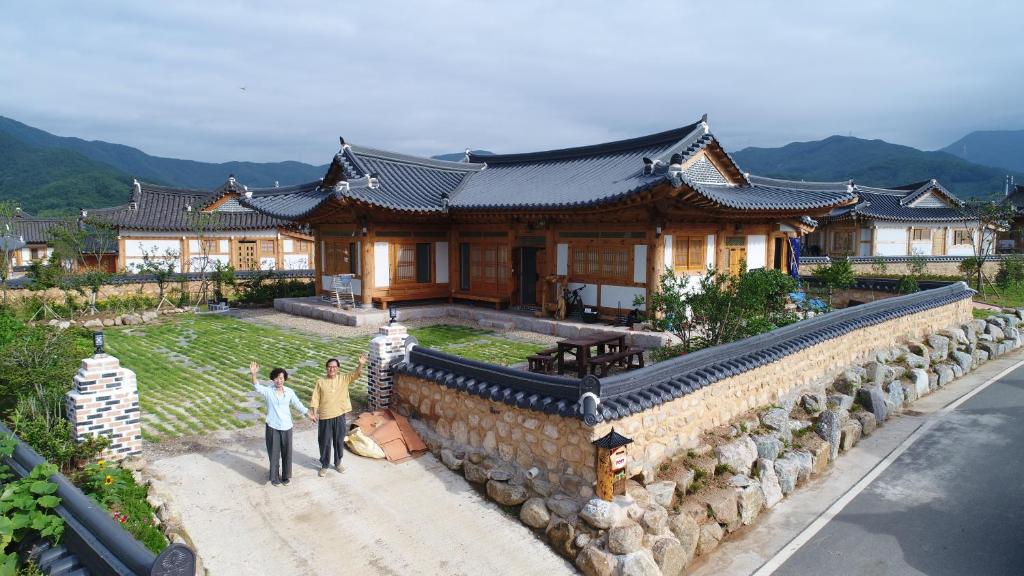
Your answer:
[350,410,427,463]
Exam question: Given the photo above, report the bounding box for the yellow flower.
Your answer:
[104,475,114,485]
[97,460,106,469]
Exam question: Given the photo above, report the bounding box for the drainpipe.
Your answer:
[579,374,602,426]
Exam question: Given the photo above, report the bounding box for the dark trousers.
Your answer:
[318,414,346,468]
[265,425,293,483]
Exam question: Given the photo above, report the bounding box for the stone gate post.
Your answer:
[367,323,411,411]
[66,350,142,459]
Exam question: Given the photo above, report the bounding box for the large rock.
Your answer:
[715,436,758,476]
[580,498,620,530]
[697,521,725,556]
[864,361,896,386]
[668,513,700,564]
[986,323,1005,341]
[519,497,550,529]
[801,393,826,413]
[646,481,676,509]
[82,319,103,329]
[671,468,696,498]
[440,448,463,471]
[857,386,889,423]
[884,379,905,413]
[640,505,669,535]
[463,460,488,484]
[774,457,800,494]
[840,419,863,452]
[903,352,929,369]
[752,433,783,461]
[608,520,644,554]
[908,369,930,400]
[790,450,813,482]
[618,551,661,576]
[736,481,765,524]
[651,537,687,576]
[833,368,863,395]
[624,479,651,507]
[546,494,580,518]
[804,437,831,474]
[756,459,783,508]
[547,519,575,558]
[575,547,616,576]
[486,480,528,506]
[852,411,877,437]
[761,407,790,433]
[827,393,855,411]
[141,310,159,323]
[696,488,739,527]
[941,326,969,345]
[811,407,843,457]
[934,364,955,386]
[926,334,950,361]
[122,313,143,326]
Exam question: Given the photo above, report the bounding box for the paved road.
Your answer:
[774,362,1024,576]
[147,424,574,576]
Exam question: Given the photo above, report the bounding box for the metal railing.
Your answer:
[0,422,196,575]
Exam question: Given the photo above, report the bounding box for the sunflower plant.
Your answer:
[76,460,166,553]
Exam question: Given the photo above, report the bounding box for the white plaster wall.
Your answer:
[187,255,229,271]
[435,242,449,284]
[874,227,907,256]
[126,239,180,258]
[374,242,390,288]
[567,282,598,307]
[746,235,767,270]
[633,245,647,284]
[284,255,310,269]
[706,234,716,269]
[259,257,277,270]
[601,285,646,310]
[910,241,932,256]
[283,239,294,252]
[556,244,568,275]
[663,235,673,273]
[126,257,181,273]
[124,230,274,238]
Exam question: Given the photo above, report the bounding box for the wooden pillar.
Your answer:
[596,447,614,501]
[361,231,374,307]
[275,232,284,270]
[229,236,238,268]
[313,229,323,294]
[117,236,126,271]
[647,232,664,306]
[180,236,190,273]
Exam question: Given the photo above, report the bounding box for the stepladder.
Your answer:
[331,274,356,309]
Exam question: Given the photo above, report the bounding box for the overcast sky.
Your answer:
[1,1,1021,164]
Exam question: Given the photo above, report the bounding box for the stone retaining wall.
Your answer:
[799,259,999,278]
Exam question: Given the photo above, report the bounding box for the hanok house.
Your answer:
[807,179,981,257]
[242,117,857,313]
[87,177,317,273]
[9,211,118,272]
[1000,183,1024,252]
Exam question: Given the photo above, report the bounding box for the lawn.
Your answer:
[104,315,544,442]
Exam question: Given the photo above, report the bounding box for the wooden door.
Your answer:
[725,236,746,276]
[237,241,257,270]
[932,228,946,255]
[469,243,509,296]
[534,250,546,306]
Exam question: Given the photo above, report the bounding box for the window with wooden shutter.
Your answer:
[673,236,707,272]
[260,240,275,254]
[569,243,633,283]
[395,244,416,282]
[911,228,930,242]
[954,229,972,245]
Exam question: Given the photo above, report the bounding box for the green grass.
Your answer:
[105,315,544,442]
[974,283,1024,310]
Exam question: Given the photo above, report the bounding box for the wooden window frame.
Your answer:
[953,229,972,246]
[672,235,707,273]
[831,230,855,255]
[911,228,930,242]
[568,241,634,285]
[392,242,433,285]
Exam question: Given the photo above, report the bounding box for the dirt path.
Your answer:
[146,424,575,576]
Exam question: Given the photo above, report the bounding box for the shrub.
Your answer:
[959,256,981,281]
[0,325,89,417]
[908,252,928,278]
[0,435,65,570]
[10,400,108,473]
[651,344,686,363]
[811,259,855,307]
[76,460,167,553]
[896,275,920,294]
[870,257,888,276]
[996,256,1024,288]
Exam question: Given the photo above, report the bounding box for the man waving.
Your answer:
[310,354,367,477]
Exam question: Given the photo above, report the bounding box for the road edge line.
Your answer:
[752,355,1024,576]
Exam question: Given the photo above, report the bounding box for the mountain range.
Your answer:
[0,116,1021,216]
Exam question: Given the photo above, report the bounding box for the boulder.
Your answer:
[926,334,950,361]
[546,520,575,559]
[986,324,1005,341]
[640,505,669,535]
[988,315,1007,328]
[519,497,550,529]
[618,551,661,576]
[580,498,620,530]
[827,393,855,411]
[940,326,969,345]
[83,319,103,329]
[123,313,143,326]
[668,513,700,564]
[864,361,896,386]
[697,521,725,556]
[774,456,801,494]
[903,352,929,369]
[463,460,488,484]
[486,480,528,506]
[141,311,159,323]
[760,408,792,443]
[575,547,617,576]
[790,450,813,482]
[752,433,783,461]
[727,474,751,488]
[670,469,695,498]
[934,364,955,386]
[624,479,651,507]
[756,459,783,508]
[736,481,765,525]
[714,436,758,476]
[546,494,580,518]
[646,481,676,509]
[884,379,905,413]
[101,318,115,327]
[852,411,877,437]
[804,437,831,475]
[833,369,863,395]
[814,409,843,461]
[488,465,514,481]
[840,419,862,452]
[607,520,644,554]
[696,488,739,527]
[789,420,812,434]
[440,448,463,471]
[801,393,826,413]
[857,386,889,423]
[651,537,687,576]
[908,369,930,399]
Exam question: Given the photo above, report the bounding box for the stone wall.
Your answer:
[799,258,1000,278]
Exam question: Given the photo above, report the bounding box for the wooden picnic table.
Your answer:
[556,333,627,378]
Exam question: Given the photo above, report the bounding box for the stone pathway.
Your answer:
[146,424,575,576]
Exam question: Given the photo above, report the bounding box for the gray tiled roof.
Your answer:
[90,179,318,231]
[1003,185,1024,213]
[243,119,858,218]
[824,180,968,223]
[10,218,66,244]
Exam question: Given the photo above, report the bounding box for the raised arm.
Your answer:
[347,354,368,381]
[250,361,269,393]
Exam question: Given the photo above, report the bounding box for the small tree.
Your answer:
[184,211,221,309]
[0,200,19,304]
[956,201,1015,293]
[210,260,236,303]
[870,256,888,276]
[134,247,180,309]
[811,258,855,308]
[907,250,928,278]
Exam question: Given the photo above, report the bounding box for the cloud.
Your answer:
[0,1,1021,164]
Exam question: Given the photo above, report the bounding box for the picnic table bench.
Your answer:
[588,347,645,376]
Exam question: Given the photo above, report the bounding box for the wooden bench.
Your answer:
[588,348,645,377]
[450,292,510,310]
[527,354,556,374]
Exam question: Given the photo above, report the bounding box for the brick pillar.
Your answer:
[66,353,142,460]
[367,323,410,411]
